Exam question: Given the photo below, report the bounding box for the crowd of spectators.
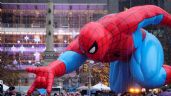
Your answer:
[1,86,171,96]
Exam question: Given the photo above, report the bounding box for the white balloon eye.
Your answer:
[89,46,96,54]
[88,41,98,54]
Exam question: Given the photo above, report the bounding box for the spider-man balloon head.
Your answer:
[79,22,112,61]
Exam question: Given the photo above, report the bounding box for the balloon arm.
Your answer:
[47,50,87,77]
[48,60,66,77]
[98,5,171,35]
[99,5,171,49]
[126,5,171,30]
[57,37,87,73]
[26,51,86,95]
[58,51,87,74]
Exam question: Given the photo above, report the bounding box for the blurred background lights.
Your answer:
[24,35,29,41]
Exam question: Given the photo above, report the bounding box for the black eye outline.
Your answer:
[88,41,98,54]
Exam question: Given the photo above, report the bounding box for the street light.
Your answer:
[13,60,21,92]
[88,60,94,96]
[19,45,25,53]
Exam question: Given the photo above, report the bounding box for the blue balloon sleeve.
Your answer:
[58,51,87,73]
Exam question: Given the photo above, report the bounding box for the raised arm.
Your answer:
[118,5,171,32]
[26,37,87,95]
[98,5,171,48]
[99,5,171,34]
[57,37,87,73]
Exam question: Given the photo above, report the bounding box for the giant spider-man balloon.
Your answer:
[27,5,171,95]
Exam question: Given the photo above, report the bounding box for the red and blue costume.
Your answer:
[27,5,171,95]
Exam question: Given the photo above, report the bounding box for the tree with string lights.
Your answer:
[0,51,19,86]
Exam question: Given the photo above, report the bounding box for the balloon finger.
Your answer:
[27,81,37,96]
[46,73,54,95]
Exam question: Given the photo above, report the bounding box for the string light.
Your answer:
[34,35,40,43]
[17,40,20,44]
[34,52,40,62]
[129,88,134,93]
[64,40,67,43]
[135,88,140,93]
[13,59,18,65]
[28,60,32,64]
[11,45,17,52]
[31,45,35,49]
[58,29,64,33]
[24,35,29,41]
[20,45,25,53]
[34,52,40,59]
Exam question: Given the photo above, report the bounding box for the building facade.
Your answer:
[0,0,118,88]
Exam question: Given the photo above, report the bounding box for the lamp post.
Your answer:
[13,60,21,92]
[130,0,132,7]
[43,0,56,66]
[88,60,94,96]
